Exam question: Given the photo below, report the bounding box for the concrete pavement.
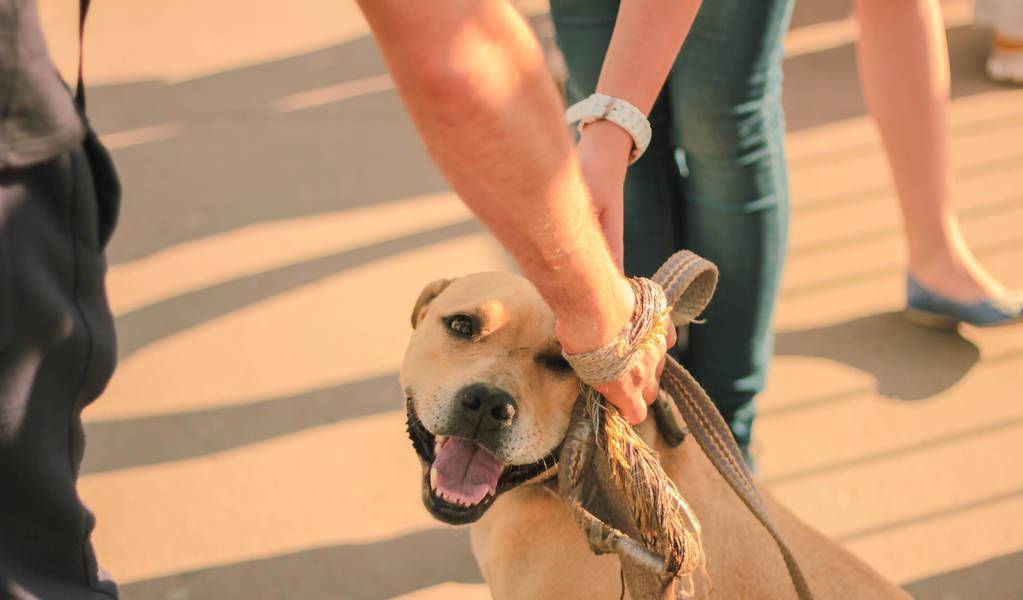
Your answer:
[33,0,1023,598]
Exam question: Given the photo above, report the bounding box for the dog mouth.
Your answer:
[406,397,558,525]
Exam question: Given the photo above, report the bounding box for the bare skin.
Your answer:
[355,0,696,422]
[854,0,1012,302]
[574,0,703,267]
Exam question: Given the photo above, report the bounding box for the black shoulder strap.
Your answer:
[74,0,91,111]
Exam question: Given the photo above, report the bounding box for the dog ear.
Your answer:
[411,278,453,329]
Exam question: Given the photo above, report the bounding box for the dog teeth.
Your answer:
[435,487,468,507]
[429,465,439,490]
[433,435,447,455]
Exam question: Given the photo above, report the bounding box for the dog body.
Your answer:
[401,272,908,599]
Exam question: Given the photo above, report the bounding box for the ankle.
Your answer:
[906,252,1007,301]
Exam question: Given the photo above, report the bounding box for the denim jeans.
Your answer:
[550,0,793,459]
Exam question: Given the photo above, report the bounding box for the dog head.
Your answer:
[400,273,579,524]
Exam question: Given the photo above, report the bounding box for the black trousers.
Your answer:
[0,130,120,599]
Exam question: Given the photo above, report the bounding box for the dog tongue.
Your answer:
[433,438,504,506]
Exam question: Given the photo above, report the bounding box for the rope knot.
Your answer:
[562,251,718,388]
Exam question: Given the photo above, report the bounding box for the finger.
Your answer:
[666,321,678,349]
[618,385,647,424]
[655,352,667,381]
[642,373,659,406]
[628,397,647,424]
[597,382,644,425]
[643,343,667,406]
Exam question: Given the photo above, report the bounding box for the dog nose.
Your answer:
[458,383,516,427]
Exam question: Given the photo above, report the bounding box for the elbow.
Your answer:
[418,63,471,103]
[407,52,485,117]
[396,32,526,123]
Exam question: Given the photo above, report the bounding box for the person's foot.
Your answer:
[987,33,1023,85]
[906,235,1021,327]
[908,248,1007,303]
[905,275,1023,329]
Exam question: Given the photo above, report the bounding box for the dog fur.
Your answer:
[401,272,909,599]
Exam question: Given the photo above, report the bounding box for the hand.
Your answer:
[593,315,677,425]
[557,277,678,425]
[577,120,633,268]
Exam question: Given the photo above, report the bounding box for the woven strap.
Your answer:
[567,250,814,600]
[658,251,813,600]
[660,358,814,600]
[562,277,668,385]
[563,251,722,388]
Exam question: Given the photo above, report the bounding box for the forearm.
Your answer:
[582,0,704,161]
[357,0,630,348]
[600,0,702,113]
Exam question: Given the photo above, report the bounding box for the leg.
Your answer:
[0,147,119,598]
[854,0,1011,300]
[549,0,686,283]
[669,0,794,458]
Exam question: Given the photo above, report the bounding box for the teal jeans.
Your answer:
[550,0,793,460]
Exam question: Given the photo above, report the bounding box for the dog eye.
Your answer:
[445,315,476,338]
[536,353,573,375]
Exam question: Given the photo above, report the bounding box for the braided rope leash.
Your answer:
[562,250,814,600]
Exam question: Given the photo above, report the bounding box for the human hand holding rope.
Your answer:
[557,276,677,425]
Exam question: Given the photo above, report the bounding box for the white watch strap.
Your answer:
[565,93,652,164]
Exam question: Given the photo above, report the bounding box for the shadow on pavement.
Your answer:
[81,372,401,475]
[838,486,1023,543]
[775,311,980,401]
[789,0,851,28]
[782,234,1023,300]
[87,3,1004,266]
[903,548,1023,600]
[119,528,483,600]
[763,418,1023,485]
[87,311,984,476]
[90,33,449,265]
[783,23,998,132]
[113,218,482,360]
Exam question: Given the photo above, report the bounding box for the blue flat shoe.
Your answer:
[905,275,1023,329]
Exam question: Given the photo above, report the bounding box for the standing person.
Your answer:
[0,0,121,598]
[549,0,795,464]
[4,0,688,596]
[855,0,1023,327]
[355,0,701,427]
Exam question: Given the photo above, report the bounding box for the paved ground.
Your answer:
[37,0,1023,598]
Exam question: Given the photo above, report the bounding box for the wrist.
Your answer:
[555,275,635,354]
[578,120,634,168]
[566,93,651,163]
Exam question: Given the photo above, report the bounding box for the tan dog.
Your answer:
[401,272,909,599]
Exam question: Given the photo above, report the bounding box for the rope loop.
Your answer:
[563,251,719,387]
[556,250,814,600]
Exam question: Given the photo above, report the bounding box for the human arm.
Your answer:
[575,0,703,265]
[355,0,669,422]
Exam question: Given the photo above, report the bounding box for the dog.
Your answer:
[401,272,909,599]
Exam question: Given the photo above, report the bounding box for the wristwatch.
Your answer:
[565,93,652,164]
